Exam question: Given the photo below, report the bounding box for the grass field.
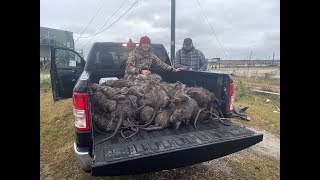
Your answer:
[40,75,280,180]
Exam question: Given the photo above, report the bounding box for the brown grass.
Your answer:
[226,152,280,180]
[232,76,280,137]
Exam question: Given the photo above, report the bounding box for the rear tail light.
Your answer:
[227,83,234,113]
[73,93,90,131]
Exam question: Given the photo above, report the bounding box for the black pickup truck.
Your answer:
[50,42,263,176]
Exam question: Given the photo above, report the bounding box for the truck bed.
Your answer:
[92,120,263,176]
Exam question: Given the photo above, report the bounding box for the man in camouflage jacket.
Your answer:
[174,38,207,71]
[125,36,179,77]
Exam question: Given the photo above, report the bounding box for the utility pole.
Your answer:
[81,49,84,57]
[272,51,275,66]
[248,50,253,70]
[171,0,176,66]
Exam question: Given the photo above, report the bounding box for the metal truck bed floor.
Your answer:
[92,121,263,176]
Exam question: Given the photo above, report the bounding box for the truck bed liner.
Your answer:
[92,120,263,176]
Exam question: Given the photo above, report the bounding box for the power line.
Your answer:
[81,0,129,49]
[195,0,229,59]
[74,0,105,45]
[80,0,139,40]
[81,0,139,50]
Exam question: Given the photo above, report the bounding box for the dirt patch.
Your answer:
[143,160,233,180]
[246,128,280,158]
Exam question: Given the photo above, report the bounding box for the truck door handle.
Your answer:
[72,69,77,73]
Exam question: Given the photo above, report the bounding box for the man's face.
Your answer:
[141,43,150,51]
[183,43,193,50]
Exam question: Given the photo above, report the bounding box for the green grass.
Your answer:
[40,80,52,92]
[40,68,50,74]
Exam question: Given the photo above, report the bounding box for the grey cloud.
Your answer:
[41,0,279,59]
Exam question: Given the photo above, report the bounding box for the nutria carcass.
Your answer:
[142,110,172,131]
[186,87,215,108]
[104,79,135,88]
[170,95,200,129]
[92,91,117,113]
[95,95,136,144]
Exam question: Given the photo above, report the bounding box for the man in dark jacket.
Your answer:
[125,36,180,77]
[174,38,207,71]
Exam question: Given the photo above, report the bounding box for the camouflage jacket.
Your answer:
[125,46,174,76]
[174,47,207,71]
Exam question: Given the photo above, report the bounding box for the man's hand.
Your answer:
[142,70,151,75]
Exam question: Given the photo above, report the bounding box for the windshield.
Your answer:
[85,44,170,70]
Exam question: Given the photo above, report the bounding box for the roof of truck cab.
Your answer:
[92,42,164,47]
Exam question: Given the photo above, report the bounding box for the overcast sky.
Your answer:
[40,0,280,60]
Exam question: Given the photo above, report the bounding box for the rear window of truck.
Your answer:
[87,45,170,70]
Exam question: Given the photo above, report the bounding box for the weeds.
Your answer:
[40,68,50,74]
[40,80,52,92]
[234,80,252,101]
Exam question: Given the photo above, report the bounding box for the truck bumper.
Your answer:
[73,142,92,171]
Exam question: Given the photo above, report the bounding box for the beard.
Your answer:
[183,46,193,53]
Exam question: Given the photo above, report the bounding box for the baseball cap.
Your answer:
[183,38,192,44]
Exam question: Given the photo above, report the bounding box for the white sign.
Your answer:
[69,60,76,67]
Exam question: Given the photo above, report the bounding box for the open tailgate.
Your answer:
[92,121,263,176]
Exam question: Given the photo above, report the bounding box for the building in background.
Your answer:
[207,58,221,70]
[40,26,76,68]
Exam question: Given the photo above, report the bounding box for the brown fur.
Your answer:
[94,114,117,132]
[100,86,118,99]
[186,87,215,108]
[104,79,135,88]
[113,94,126,100]
[93,73,222,141]
[123,86,143,98]
[128,74,163,83]
[120,87,129,94]
[138,81,170,109]
[142,110,172,131]
[96,94,136,144]
[156,85,170,108]
[92,91,117,112]
[172,81,187,92]
[170,97,200,128]
[171,93,190,104]
[139,89,158,108]
[139,106,155,124]
[128,95,138,110]
[154,111,172,127]
[160,82,175,98]
[91,83,100,91]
